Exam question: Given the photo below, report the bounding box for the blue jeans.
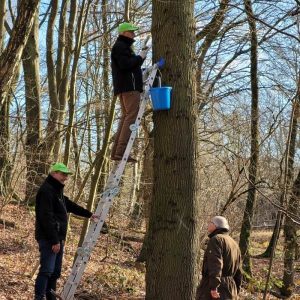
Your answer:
[34,240,64,300]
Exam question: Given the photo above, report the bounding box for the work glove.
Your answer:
[139,47,149,59]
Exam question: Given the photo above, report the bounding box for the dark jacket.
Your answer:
[35,175,92,245]
[196,229,242,300]
[111,35,144,95]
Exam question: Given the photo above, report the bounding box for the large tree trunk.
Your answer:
[23,8,41,204]
[23,0,58,201]
[281,170,300,296]
[146,1,200,299]
[0,0,39,109]
[238,0,259,276]
[281,76,300,296]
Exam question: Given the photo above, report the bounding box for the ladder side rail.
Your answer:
[62,164,122,295]
[61,168,123,297]
[63,96,146,299]
[63,194,116,299]
[61,168,120,298]
[61,194,113,299]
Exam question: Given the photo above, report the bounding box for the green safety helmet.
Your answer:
[50,162,73,174]
[118,22,139,33]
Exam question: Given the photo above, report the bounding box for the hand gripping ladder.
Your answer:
[58,59,165,300]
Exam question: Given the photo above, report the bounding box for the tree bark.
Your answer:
[0,0,39,109]
[0,0,5,52]
[64,0,92,165]
[124,0,132,22]
[281,73,300,296]
[44,0,59,158]
[146,1,200,299]
[23,7,41,204]
[239,0,259,276]
[0,95,10,196]
[54,0,77,160]
[281,169,300,296]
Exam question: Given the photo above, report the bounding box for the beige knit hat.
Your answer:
[211,216,230,230]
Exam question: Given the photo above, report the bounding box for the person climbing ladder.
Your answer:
[110,22,149,163]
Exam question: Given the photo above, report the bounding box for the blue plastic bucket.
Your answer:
[150,87,172,111]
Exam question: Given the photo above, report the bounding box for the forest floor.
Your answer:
[0,204,299,300]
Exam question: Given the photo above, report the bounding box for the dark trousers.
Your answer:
[111,91,140,157]
[34,240,64,300]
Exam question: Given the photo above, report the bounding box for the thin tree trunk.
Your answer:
[64,0,92,165]
[54,0,77,160]
[0,0,5,52]
[128,162,140,214]
[0,96,10,196]
[129,126,153,228]
[23,0,59,194]
[136,134,153,261]
[44,0,59,158]
[71,126,84,199]
[196,0,229,100]
[146,1,200,299]
[56,0,68,90]
[124,0,132,22]
[239,0,259,276]
[23,7,41,204]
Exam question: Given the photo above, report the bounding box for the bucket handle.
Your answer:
[157,76,161,88]
[157,69,162,87]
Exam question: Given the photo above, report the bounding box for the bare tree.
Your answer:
[238,0,259,276]
[146,1,200,299]
[23,6,41,204]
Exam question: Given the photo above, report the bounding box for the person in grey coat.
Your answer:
[196,216,242,299]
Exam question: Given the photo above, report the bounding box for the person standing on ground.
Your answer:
[34,163,99,300]
[196,216,242,299]
[111,22,149,163]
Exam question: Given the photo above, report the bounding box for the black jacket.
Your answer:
[111,35,144,95]
[35,175,92,245]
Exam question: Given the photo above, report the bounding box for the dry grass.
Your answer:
[0,204,299,299]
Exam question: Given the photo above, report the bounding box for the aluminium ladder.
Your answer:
[58,59,164,300]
